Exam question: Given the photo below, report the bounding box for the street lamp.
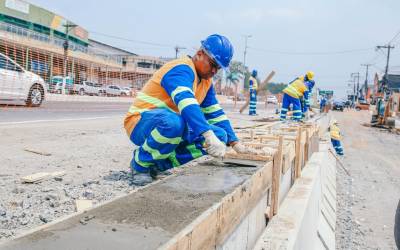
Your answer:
[242,34,252,68]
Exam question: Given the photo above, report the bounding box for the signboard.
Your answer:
[319,90,334,95]
[5,0,30,14]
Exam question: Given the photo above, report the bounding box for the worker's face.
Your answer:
[195,50,220,80]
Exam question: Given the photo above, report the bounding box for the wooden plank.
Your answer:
[294,127,303,179]
[21,172,51,183]
[271,136,284,215]
[21,171,66,184]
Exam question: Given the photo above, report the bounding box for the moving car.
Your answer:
[266,95,278,104]
[0,52,46,107]
[74,81,105,96]
[332,100,345,111]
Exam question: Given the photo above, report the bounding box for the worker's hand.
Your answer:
[232,142,251,154]
[202,130,226,158]
[232,142,262,155]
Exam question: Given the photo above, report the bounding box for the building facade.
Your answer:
[0,0,166,89]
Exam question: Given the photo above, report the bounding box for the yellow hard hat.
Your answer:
[306,71,315,80]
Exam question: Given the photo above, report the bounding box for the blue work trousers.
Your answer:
[280,93,302,120]
[331,139,344,155]
[129,108,227,173]
[249,89,257,115]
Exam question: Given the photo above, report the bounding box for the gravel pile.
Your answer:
[0,170,136,240]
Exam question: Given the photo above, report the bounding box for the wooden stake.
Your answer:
[271,136,283,215]
[294,127,302,179]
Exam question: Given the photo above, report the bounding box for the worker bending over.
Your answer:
[249,70,258,116]
[124,34,252,185]
[280,71,315,121]
[329,120,344,155]
[301,79,315,120]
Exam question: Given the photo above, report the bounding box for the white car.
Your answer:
[0,52,46,107]
[121,87,132,96]
[106,85,123,96]
[74,81,105,96]
[266,95,278,104]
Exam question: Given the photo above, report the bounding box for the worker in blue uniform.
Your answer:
[124,34,254,185]
[280,71,315,121]
[248,70,258,116]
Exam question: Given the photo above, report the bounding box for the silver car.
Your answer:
[0,53,46,106]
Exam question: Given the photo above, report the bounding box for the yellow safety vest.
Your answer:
[283,78,308,99]
[330,124,341,140]
[249,76,258,90]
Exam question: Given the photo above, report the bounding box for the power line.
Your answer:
[89,30,175,48]
[247,46,374,55]
[388,29,400,44]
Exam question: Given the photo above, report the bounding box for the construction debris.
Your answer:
[21,171,66,184]
[75,200,93,213]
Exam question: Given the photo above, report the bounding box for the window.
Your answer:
[0,55,17,71]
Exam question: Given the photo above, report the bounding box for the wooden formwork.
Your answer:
[233,122,319,219]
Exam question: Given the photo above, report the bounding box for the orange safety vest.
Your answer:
[124,56,212,135]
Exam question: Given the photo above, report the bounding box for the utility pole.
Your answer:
[361,63,372,100]
[376,44,394,94]
[62,23,77,95]
[351,72,360,101]
[174,46,186,59]
[242,35,252,68]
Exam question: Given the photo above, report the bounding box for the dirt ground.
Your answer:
[0,104,275,241]
[335,109,400,250]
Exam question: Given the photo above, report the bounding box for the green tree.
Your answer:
[266,82,287,94]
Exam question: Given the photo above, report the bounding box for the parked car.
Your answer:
[332,100,345,111]
[106,85,123,96]
[266,95,278,104]
[355,100,370,111]
[48,76,73,94]
[0,52,46,107]
[121,87,132,96]
[74,81,105,96]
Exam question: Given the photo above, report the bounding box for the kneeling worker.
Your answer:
[124,34,252,185]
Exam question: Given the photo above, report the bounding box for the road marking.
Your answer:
[0,116,120,126]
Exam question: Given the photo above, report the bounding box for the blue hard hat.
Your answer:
[252,70,257,77]
[201,34,234,69]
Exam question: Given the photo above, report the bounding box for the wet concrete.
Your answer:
[0,164,258,250]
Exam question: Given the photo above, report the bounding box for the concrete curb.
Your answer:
[253,140,336,250]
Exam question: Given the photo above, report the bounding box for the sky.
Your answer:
[27,0,400,98]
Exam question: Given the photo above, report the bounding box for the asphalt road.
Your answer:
[0,100,275,125]
[0,101,131,124]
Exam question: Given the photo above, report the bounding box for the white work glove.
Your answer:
[202,130,226,158]
[232,142,252,154]
[233,142,264,155]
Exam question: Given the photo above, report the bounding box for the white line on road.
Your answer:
[0,116,121,126]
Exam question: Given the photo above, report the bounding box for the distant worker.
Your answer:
[320,96,327,112]
[301,80,315,120]
[280,71,315,121]
[249,70,258,116]
[329,120,344,156]
[124,34,254,185]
